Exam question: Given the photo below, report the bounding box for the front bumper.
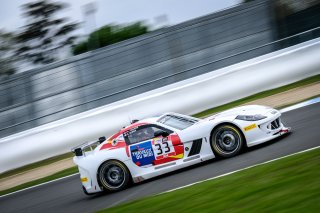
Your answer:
[236,109,291,147]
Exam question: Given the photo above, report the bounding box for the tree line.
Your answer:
[2,0,315,76]
[0,0,149,76]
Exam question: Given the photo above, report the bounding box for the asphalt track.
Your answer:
[1,103,319,213]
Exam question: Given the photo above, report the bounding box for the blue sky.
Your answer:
[0,0,240,34]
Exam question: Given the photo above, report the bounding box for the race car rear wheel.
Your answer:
[98,160,130,191]
[211,124,244,158]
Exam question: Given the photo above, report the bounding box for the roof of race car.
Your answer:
[106,112,201,141]
[105,116,161,141]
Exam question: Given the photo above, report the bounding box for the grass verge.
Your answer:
[0,166,78,196]
[0,152,74,180]
[0,74,319,196]
[98,148,320,213]
[193,74,320,117]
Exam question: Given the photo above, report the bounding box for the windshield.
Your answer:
[158,114,198,130]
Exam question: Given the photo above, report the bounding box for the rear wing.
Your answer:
[72,137,106,157]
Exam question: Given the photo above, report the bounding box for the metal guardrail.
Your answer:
[0,0,319,138]
[1,36,319,172]
[0,26,319,134]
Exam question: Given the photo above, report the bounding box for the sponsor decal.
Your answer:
[130,141,155,167]
[244,123,257,131]
[81,177,88,182]
[132,148,154,160]
[130,135,184,167]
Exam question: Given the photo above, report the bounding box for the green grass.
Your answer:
[98,148,320,213]
[0,166,78,196]
[193,74,320,118]
[0,152,74,180]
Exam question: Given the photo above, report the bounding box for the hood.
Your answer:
[205,105,273,120]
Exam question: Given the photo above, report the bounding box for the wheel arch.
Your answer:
[96,158,133,189]
[209,122,247,147]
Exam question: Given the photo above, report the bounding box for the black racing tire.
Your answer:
[98,160,130,191]
[211,124,244,158]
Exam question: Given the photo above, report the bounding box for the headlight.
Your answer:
[236,114,267,121]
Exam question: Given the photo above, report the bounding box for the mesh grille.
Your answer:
[270,118,280,130]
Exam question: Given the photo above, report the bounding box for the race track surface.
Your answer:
[1,103,319,213]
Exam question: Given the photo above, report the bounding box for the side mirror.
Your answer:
[74,148,83,157]
[98,136,106,143]
[154,130,169,138]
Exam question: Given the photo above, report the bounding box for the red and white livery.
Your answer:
[73,105,290,195]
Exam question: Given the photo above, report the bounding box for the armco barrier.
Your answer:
[0,0,275,138]
[0,38,319,173]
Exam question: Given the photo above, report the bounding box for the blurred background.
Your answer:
[0,0,319,138]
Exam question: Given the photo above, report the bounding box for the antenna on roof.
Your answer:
[131,119,139,124]
[128,114,139,124]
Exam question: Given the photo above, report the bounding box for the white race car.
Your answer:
[73,105,290,195]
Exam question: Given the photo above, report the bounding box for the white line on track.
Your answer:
[160,145,320,195]
[280,97,320,113]
[1,97,319,198]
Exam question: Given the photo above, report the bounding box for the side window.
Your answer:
[123,124,173,145]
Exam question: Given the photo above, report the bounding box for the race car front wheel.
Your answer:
[98,160,130,191]
[211,124,244,158]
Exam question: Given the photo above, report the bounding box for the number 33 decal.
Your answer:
[155,141,171,155]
